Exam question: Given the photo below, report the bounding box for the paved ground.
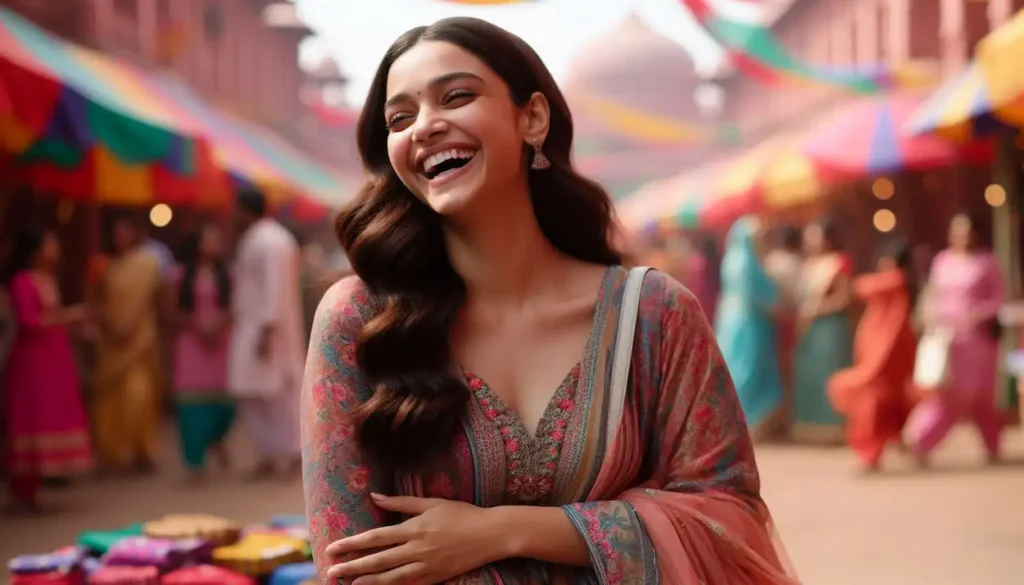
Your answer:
[2,424,1022,584]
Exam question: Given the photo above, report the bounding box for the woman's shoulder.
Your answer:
[635,268,703,323]
[311,275,373,340]
[7,270,30,286]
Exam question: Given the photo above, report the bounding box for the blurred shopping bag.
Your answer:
[913,327,953,391]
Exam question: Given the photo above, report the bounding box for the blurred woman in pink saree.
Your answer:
[301,18,796,585]
[2,228,92,510]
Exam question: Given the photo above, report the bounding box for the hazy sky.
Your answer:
[294,0,728,106]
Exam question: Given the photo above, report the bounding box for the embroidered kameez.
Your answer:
[171,267,234,471]
[301,267,796,584]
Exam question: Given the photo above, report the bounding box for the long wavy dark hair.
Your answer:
[336,17,622,471]
[177,226,230,313]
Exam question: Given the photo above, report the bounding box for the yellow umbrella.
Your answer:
[714,132,822,207]
[761,151,823,208]
[913,10,1024,140]
[976,9,1024,126]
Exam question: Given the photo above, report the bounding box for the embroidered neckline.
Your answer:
[464,366,581,503]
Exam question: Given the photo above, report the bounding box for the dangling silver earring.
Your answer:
[530,140,551,170]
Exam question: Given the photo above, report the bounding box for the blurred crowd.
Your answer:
[642,212,1021,473]
[0,189,345,514]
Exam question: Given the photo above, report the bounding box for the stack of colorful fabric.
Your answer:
[7,515,316,585]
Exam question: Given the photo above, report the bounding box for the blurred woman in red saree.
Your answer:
[2,228,92,511]
[827,240,917,472]
[301,18,796,585]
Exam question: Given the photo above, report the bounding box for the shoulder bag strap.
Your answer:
[605,266,651,445]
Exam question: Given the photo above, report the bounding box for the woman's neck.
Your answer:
[443,186,568,307]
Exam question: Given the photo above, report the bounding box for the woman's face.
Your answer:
[199,226,223,260]
[948,215,973,250]
[112,220,137,252]
[383,40,547,216]
[803,224,824,255]
[37,233,60,268]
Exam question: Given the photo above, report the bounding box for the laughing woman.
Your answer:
[301,18,797,585]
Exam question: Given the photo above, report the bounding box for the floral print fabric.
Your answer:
[302,267,784,584]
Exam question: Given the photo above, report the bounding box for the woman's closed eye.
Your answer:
[442,88,475,105]
[385,90,477,132]
[386,112,413,132]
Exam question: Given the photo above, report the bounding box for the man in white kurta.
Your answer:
[228,190,305,479]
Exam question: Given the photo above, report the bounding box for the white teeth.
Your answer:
[422,149,477,174]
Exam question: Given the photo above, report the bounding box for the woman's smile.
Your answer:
[422,149,480,187]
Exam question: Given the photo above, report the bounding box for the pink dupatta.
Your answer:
[564,269,799,584]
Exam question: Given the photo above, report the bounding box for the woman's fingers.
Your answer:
[327,544,416,579]
[351,561,429,585]
[326,525,409,556]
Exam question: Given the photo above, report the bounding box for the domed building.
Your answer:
[563,14,724,199]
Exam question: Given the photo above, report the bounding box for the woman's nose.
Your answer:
[411,111,448,143]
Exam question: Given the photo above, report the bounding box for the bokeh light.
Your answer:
[149,203,173,228]
[872,178,895,200]
[984,184,1006,207]
[873,209,896,232]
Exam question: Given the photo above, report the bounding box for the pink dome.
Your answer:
[563,14,702,122]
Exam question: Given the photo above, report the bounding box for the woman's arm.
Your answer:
[970,253,1007,323]
[6,274,79,329]
[163,268,182,331]
[302,278,393,584]
[490,505,591,566]
[8,274,47,330]
[816,272,852,316]
[853,269,904,300]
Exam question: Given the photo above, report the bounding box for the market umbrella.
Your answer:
[908,10,1024,142]
[704,134,819,227]
[672,191,704,229]
[905,62,1019,141]
[975,8,1024,128]
[759,150,822,208]
[0,6,229,206]
[0,7,210,175]
[805,93,981,177]
[279,194,332,224]
[655,169,716,229]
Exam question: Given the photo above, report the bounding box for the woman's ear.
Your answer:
[520,91,550,145]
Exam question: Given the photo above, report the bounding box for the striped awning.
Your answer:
[0,6,351,208]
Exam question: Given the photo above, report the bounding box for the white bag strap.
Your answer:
[605,266,651,445]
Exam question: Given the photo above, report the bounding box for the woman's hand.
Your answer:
[61,304,89,324]
[325,494,507,585]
